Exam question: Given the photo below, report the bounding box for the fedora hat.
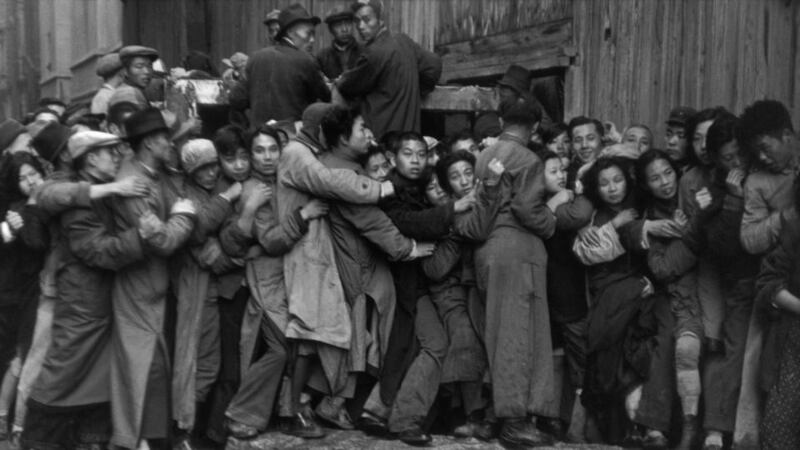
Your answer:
[263,9,281,26]
[31,122,72,162]
[124,107,169,141]
[0,119,27,152]
[276,4,321,39]
[497,64,531,96]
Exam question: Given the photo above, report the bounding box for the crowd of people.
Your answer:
[0,1,798,450]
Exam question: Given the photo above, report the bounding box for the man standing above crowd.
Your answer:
[317,7,361,80]
[113,46,159,110]
[230,4,331,127]
[336,0,442,137]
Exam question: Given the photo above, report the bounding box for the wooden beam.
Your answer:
[436,18,573,82]
[420,85,498,112]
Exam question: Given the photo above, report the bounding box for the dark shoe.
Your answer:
[357,412,389,437]
[537,417,565,441]
[397,426,432,446]
[314,397,355,430]
[676,415,699,450]
[74,444,105,450]
[172,433,194,450]
[225,419,259,440]
[499,418,554,447]
[285,411,326,439]
[641,430,668,449]
[621,424,643,448]
[453,421,495,441]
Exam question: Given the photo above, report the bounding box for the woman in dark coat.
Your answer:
[572,157,659,445]
[0,152,49,434]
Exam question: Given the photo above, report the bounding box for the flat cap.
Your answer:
[96,53,122,78]
[119,45,159,62]
[68,130,121,160]
[325,7,355,25]
[108,85,148,111]
[0,119,27,151]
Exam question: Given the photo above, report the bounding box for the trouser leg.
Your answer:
[761,318,800,450]
[225,315,287,430]
[388,296,447,433]
[634,296,674,432]
[194,300,220,403]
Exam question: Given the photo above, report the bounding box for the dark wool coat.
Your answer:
[316,41,362,80]
[230,40,331,125]
[337,29,441,138]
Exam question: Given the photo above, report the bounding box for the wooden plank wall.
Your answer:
[566,0,800,145]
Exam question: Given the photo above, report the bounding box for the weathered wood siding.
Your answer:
[566,0,800,142]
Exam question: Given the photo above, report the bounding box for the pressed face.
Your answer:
[18,163,44,196]
[446,160,475,199]
[364,152,390,182]
[251,133,281,176]
[665,125,688,162]
[331,20,355,43]
[92,146,123,181]
[146,132,173,164]
[546,132,570,159]
[597,166,627,206]
[692,119,714,165]
[623,127,651,154]
[754,132,796,174]
[645,158,677,201]
[425,176,448,206]
[543,158,567,195]
[125,56,153,89]
[715,140,743,173]
[498,86,520,106]
[344,116,371,156]
[288,23,316,53]
[452,138,480,156]
[267,22,281,41]
[219,147,250,182]
[192,162,220,191]
[355,6,382,41]
[571,123,602,164]
[394,139,428,180]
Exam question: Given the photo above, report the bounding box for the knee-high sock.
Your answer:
[675,334,701,416]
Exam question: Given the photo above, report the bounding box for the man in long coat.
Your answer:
[22,132,145,449]
[335,1,442,138]
[110,108,196,448]
[473,103,559,447]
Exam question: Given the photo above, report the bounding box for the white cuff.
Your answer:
[1,222,15,243]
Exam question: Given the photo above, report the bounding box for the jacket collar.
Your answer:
[498,132,528,147]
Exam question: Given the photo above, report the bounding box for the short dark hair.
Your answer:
[581,157,633,207]
[686,106,728,166]
[247,125,282,152]
[0,152,46,199]
[567,116,604,140]
[736,99,794,150]
[435,150,476,195]
[379,130,402,154]
[705,111,738,160]
[539,122,569,144]
[364,144,386,162]
[321,106,359,150]
[213,125,247,158]
[501,103,540,127]
[446,129,476,151]
[393,131,426,154]
[535,149,561,165]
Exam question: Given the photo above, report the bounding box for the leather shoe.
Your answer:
[285,410,326,439]
[357,412,389,437]
[315,397,355,430]
[453,420,495,441]
[397,426,432,446]
[225,419,259,440]
[499,418,554,447]
[642,430,668,449]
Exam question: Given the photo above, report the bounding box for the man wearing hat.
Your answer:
[91,52,125,116]
[21,131,146,450]
[336,0,442,138]
[109,107,197,448]
[114,45,159,110]
[664,106,697,170]
[316,7,361,80]
[230,4,330,127]
[263,9,281,45]
[496,64,552,126]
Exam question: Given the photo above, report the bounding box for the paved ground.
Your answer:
[225,430,621,450]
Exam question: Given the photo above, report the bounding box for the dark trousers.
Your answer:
[702,277,754,433]
[225,314,287,429]
[206,287,249,442]
[21,400,110,450]
[635,296,674,432]
[761,315,800,449]
[552,317,588,389]
[387,296,447,432]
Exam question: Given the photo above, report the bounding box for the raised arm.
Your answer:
[741,176,792,255]
[338,203,413,261]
